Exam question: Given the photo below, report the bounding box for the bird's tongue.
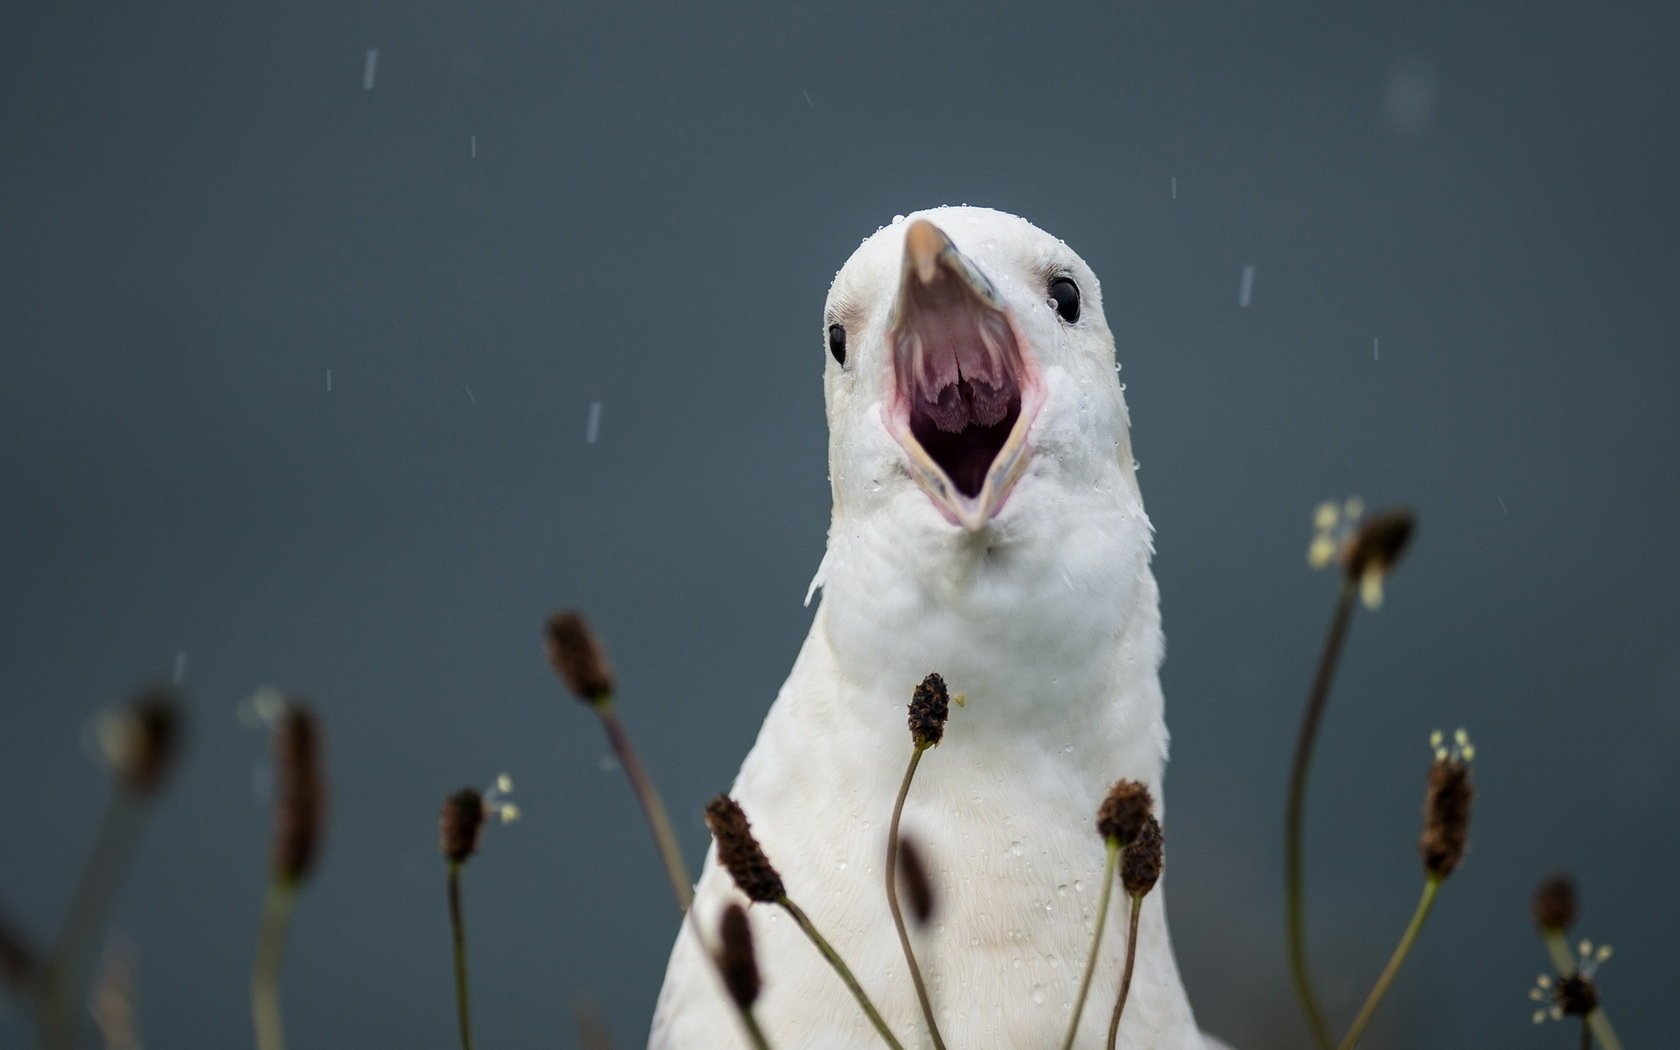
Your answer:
[898,298,1024,499]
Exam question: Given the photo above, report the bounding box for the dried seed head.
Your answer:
[544,611,616,703]
[0,911,37,991]
[1121,816,1164,898]
[1531,873,1578,933]
[1096,779,1155,846]
[439,788,485,864]
[907,673,950,749]
[102,686,183,798]
[717,903,761,1010]
[1553,974,1598,1017]
[270,702,327,886]
[1419,730,1474,879]
[897,836,936,927]
[1342,508,1416,608]
[704,796,785,903]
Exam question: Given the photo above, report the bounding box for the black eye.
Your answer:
[1049,276,1081,323]
[827,323,847,366]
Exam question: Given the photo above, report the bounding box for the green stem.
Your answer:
[778,897,905,1050]
[447,863,473,1050]
[1585,1003,1623,1048]
[1543,930,1574,974]
[41,790,144,1050]
[737,1007,773,1050]
[1337,878,1441,1049]
[1062,839,1121,1050]
[1285,581,1357,1050]
[1106,894,1143,1050]
[251,880,297,1050]
[885,747,945,1050]
[593,698,693,911]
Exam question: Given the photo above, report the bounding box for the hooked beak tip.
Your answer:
[903,218,951,286]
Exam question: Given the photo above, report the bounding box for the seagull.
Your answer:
[651,207,1220,1048]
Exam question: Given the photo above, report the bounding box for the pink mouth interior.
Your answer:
[894,279,1025,499]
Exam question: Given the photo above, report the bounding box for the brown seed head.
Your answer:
[1340,508,1415,584]
[1096,779,1155,845]
[544,611,616,703]
[1121,816,1164,898]
[1419,755,1474,879]
[897,836,936,927]
[0,910,38,991]
[439,788,486,865]
[1532,872,1578,933]
[717,903,761,1010]
[704,796,785,903]
[1553,973,1598,1017]
[105,686,183,798]
[907,673,949,749]
[270,702,327,886]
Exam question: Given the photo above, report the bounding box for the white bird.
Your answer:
[651,207,1221,1049]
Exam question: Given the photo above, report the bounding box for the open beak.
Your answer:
[885,219,1044,531]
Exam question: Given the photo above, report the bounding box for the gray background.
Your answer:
[2,1,1676,1047]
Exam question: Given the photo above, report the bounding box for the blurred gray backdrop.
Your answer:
[3,1,1677,1047]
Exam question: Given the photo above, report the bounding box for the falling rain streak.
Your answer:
[362,48,379,91]
[586,401,603,443]
[1238,265,1255,308]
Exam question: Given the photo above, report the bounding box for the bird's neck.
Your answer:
[813,486,1166,767]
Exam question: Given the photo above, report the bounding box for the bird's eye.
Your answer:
[827,324,847,366]
[1049,276,1081,323]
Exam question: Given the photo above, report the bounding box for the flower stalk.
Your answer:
[1108,816,1162,1050]
[1287,504,1415,1048]
[884,674,949,1050]
[706,795,904,1050]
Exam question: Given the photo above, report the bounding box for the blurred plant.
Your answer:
[252,701,326,1050]
[545,612,692,912]
[41,685,182,1050]
[715,903,771,1050]
[438,776,518,1050]
[1530,874,1622,1049]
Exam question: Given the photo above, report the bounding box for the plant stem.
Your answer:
[778,897,905,1050]
[41,790,144,1050]
[1062,839,1120,1050]
[251,880,297,1050]
[1337,878,1440,1049]
[1106,894,1143,1050]
[1542,931,1623,1050]
[1543,929,1574,975]
[1581,1019,1591,1050]
[585,696,758,1041]
[737,1007,773,1050]
[885,747,945,1050]
[593,698,693,911]
[1585,1002,1623,1047]
[1285,580,1357,1050]
[447,863,473,1050]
